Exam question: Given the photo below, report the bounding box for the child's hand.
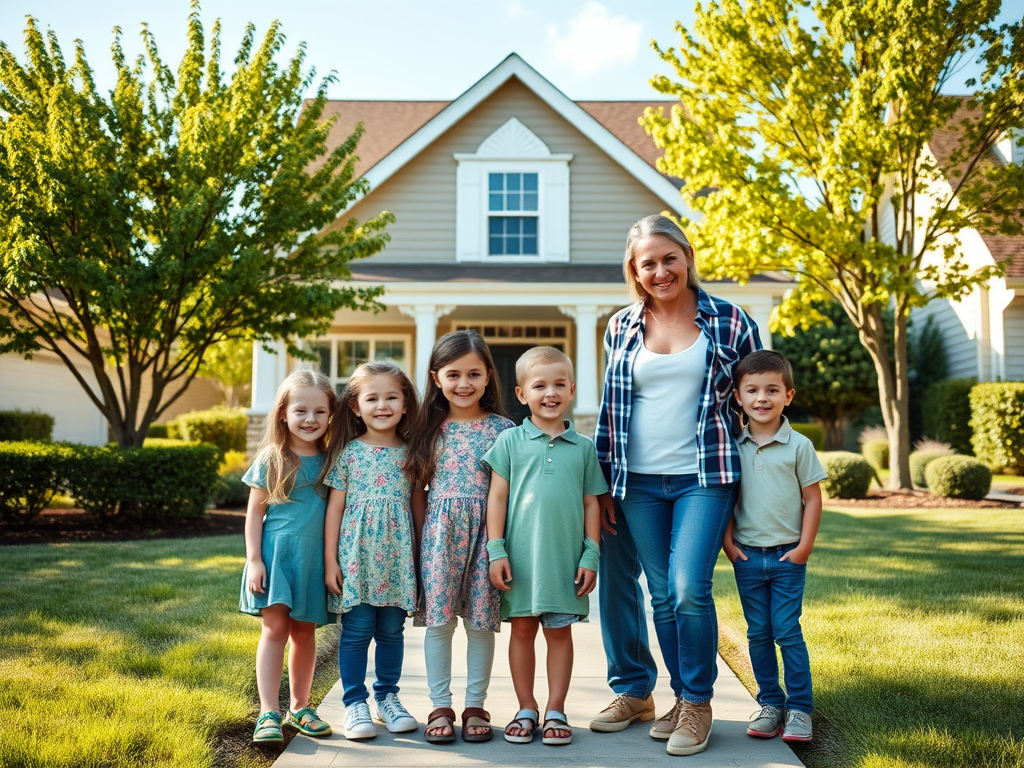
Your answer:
[723,536,747,563]
[575,567,597,596]
[325,561,344,596]
[489,559,512,592]
[780,546,810,565]
[247,560,267,594]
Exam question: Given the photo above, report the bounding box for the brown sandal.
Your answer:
[461,707,493,742]
[425,707,456,744]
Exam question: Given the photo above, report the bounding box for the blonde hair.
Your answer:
[319,361,419,485]
[622,214,700,303]
[256,369,336,505]
[515,346,573,387]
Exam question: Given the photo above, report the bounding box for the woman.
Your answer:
[591,215,761,756]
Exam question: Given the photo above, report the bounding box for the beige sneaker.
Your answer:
[589,694,655,733]
[649,697,682,741]
[666,701,712,755]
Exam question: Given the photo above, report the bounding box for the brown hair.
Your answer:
[622,214,700,303]
[255,369,336,505]
[733,350,795,390]
[404,330,505,488]
[515,346,573,387]
[319,362,419,486]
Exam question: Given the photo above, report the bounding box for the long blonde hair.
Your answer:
[256,369,336,504]
[622,214,700,303]
[319,362,419,485]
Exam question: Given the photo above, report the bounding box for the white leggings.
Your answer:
[424,619,495,709]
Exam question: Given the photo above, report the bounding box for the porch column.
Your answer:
[559,305,613,437]
[248,340,288,457]
[746,300,775,350]
[398,305,454,393]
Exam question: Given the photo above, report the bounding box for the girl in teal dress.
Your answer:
[240,370,335,744]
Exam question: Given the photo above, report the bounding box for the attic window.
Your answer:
[488,173,538,256]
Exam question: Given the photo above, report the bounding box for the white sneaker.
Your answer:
[373,693,418,733]
[344,701,377,740]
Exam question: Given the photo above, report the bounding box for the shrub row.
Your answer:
[0,410,55,442]
[0,441,220,523]
[791,423,824,450]
[167,407,247,453]
[970,383,1024,475]
[910,449,952,488]
[819,451,874,499]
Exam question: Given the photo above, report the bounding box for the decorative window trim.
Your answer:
[302,334,412,391]
[452,321,571,345]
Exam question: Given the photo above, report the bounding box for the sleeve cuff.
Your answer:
[577,536,600,572]
[486,538,508,561]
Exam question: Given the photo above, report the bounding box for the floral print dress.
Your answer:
[417,414,514,632]
[324,440,417,615]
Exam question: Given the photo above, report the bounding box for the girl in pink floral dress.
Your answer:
[405,331,514,744]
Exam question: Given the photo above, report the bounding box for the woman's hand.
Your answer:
[247,560,267,594]
[598,492,617,535]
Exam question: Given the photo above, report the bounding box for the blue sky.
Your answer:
[1,1,1018,101]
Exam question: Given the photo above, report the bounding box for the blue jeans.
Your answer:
[618,473,736,704]
[732,543,813,713]
[338,604,407,706]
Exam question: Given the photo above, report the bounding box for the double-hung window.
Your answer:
[488,172,538,256]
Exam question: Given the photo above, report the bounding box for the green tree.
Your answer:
[199,337,252,408]
[645,0,1024,487]
[0,9,392,447]
[773,302,879,449]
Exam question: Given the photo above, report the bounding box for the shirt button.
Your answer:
[547,458,552,463]
[548,443,554,448]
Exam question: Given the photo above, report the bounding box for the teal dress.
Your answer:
[239,453,330,626]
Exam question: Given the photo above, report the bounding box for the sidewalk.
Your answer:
[273,584,804,768]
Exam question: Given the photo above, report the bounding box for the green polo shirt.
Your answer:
[734,416,828,547]
[482,418,608,620]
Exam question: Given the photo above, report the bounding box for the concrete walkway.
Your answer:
[272,584,804,768]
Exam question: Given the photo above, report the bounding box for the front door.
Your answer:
[489,344,535,424]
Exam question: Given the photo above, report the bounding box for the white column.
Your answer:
[398,305,454,393]
[558,305,613,418]
[250,340,288,414]
[746,301,775,350]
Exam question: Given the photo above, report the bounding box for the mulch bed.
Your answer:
[0,508,246,546]
[826,489,1021,508]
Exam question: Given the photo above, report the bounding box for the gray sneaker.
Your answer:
[746,705,783,738]
[782,709,812,743]
[649,697,681,741]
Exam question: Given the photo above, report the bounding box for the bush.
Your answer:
[0,442,74,523]
[65,443,220,519]
[0,410,55,442]
[910,449,954,488]
[213,450,251,508]
[970,382,1024,475]
[861,439,889,471]
[922,378,975,454]
[791,422,825,450]
[819,451,874,498]
[175,407,247,453]
[925,455,992,500]
[166,419,182,440]
[146,423,169,439]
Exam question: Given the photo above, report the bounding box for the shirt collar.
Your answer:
[522,417,579,443]
[738,414,793,446]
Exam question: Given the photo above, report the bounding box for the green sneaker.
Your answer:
[253,711,284,743]
[286,706,333,737]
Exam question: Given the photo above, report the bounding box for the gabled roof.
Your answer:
[313,54,688,215]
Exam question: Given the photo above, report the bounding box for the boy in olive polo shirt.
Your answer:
[722,350,827,745]
[483,346,607,747]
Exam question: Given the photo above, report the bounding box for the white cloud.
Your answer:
[547,2,643,77]
[505,1,532,20]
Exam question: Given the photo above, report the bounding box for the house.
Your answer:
[246,54,793,443]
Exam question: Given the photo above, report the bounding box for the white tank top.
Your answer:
[626,333,708,474]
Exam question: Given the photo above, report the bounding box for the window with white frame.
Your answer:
[488,172,539,256]
[307,336,409,392]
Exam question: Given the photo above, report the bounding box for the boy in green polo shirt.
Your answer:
[722,350,827,745]
[483,346,607,747]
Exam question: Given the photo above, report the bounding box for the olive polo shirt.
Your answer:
[734,416,828,547]
[482,418,608,620]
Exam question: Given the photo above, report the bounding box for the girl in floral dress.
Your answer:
[322,362,422,740]
[405,331,514,744]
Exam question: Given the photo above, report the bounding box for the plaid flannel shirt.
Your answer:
[595,289,762,499]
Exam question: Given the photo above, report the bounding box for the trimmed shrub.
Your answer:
[65,443,220,519]
[970,382,1024,475]
[176,407,247,453]
[925,455,992,500]
[146,423,169,439]
[819,451,874,499]
[910,450,953,488]
[791,423,825,450]
[213,450,251,508]
[0,410,55,442]
[922,378,975,455]
[861,439,890,471]
[0,442,74,523]
[166,419,182,440]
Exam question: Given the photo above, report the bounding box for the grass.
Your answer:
[714,506,1024,768]
[0,536,337,768]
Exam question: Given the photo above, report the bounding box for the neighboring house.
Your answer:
[249,54,793,441]
[903,101,1024,383]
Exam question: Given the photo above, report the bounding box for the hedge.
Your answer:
[922,378,975,455]
[910,449,953,489]
[970,382,1024,475]
[0,442,74,523]
[213,450,251,508]
[0,410,55,442]
[175,407,247,453]
[861,439,890,471]
[818,451,874,499]
[791,423,824,450]
[925,455,992,500]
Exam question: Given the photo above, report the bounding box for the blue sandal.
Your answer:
[504,708,539,744]
[253,711,284,743]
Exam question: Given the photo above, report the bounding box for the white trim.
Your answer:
[340,54,691,217]
[304,333,413,390]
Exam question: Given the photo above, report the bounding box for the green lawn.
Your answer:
[0,537,335,768]
[714,507,1024,768]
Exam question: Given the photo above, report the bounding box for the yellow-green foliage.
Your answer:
[177,407,248,454]
[861,438,890,471]
[970,382,1024,475]
[818,451,873,499]
[791,422,825,450]
[925,455,992,500]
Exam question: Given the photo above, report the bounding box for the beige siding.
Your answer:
[338,78,672,264]
[151,376,224,424]
[1004,298,1024,381]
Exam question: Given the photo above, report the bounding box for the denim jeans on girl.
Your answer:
[338,603,407,706]
[732,542,813,713]
[617,472,737,704]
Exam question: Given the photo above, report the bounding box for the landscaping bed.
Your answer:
[823,489,1021,509]
[0,508,247,545]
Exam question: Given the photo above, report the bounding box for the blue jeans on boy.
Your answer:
[614,472,736,704]
[338,603,407,706]
[732,542,813,713]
